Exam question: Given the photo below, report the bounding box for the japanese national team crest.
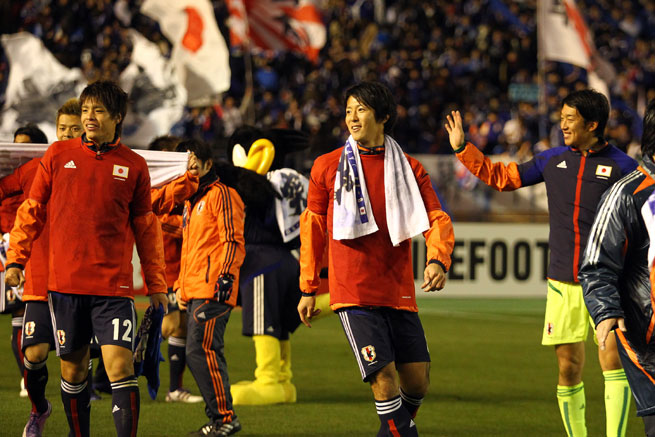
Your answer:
[547,322,553,336]
[361,345,376,362]
[197,201,205,213]
[57,329,66,346]
[595,165,612,178]
[25,321,35,337]
[112,164,129,180]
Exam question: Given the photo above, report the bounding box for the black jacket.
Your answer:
[580,155,655,354]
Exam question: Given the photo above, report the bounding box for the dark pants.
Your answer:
[186,299,236,424]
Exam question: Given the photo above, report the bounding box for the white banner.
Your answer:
[0,32,87,142]
[414,223,550,297]
[119,31,187,148]
[141,0,231,105]
[0,142,187,188]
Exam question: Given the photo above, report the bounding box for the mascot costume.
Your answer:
[218,126,330,405]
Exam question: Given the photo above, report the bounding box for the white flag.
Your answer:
[0,32,87,142]
[0,142,187,188]
[119,31,187,148]
[141,0,231,105]
[538,0,611,98]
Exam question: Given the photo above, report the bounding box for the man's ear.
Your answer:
[586,120,598,133]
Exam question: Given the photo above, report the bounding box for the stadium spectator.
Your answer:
[1,123,48,402]
[174,139,245,437]
[5,80,168,437]
[445,89,637,437]
[297,81,455,436]
[580,98,655,436]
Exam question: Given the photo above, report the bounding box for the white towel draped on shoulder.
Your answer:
[332,135,429,246]
[0,142,187,187]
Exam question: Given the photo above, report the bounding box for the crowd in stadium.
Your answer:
[1,0,654,160]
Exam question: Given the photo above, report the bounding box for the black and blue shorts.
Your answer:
[22,301,55,351]
[337,306,430,382]
[49,291,136,356]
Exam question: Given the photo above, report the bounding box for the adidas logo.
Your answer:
[557,161,567,169]
[112,405,120,413]
[410,419,415,428]
[171,354,179,361]
[64,160,77,169]
[197,312,206,319]
[266,326,274,333]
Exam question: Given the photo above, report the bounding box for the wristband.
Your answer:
[301,292,316,297]
[453,142,467,154]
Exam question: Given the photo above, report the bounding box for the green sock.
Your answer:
[557,382,587,437]
[603,369,631,437]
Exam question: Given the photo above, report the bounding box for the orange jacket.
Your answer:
[178,177,245,306]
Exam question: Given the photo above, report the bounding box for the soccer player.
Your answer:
[580,98,655,436]
[1,124,48,400]
[445,89,637,437]
[148,135,202,403]
[5,80,168,437]
[6,100,84,436]
[298,81,455,436]
[174,139,245,437]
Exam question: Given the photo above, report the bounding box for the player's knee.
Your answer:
[102,348,135,381]
[24,343,49,363]
[161,311,180,338]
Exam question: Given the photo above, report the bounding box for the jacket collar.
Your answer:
[81,133,121,154]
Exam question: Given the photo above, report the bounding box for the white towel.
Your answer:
[333,135,429,246]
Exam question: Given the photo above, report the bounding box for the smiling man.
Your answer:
[298,81,454,436]
[5,80,167,437]
[445,89,637,437]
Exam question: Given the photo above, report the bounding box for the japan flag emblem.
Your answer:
[595,165,612,178]
[113,165,129,180]
[25,321,35,337]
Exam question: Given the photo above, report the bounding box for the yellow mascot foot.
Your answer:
[231,381,287,405]
[281,381,296,403]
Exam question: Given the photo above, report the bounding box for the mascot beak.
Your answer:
[241,138,275,175]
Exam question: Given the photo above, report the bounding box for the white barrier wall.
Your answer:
[414,222,550,297]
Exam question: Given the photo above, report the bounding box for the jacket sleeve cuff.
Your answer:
[428,259,448,273]
[6,262,24,270]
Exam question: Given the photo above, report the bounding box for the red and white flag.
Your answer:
[226,0,326,63]
[537,0,612,97]
[141,0,231,105]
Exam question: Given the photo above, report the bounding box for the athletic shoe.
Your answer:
[188,418,241,436]
[214,418,241,436]
[22,400,52,437]
[166,388,203,403]
[20,378,28,398]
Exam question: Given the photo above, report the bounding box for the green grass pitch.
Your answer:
[0,297,645,436]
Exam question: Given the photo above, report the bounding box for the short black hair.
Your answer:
[148,135,183,151]
[561,89,609,140]
[79,80,128,136]
[344,81,397,134]
[14,123,48,144]
[176,139,213,163]
[642,99,655,158]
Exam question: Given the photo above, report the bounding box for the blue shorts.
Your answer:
[239,244,301,340]
[616,330,655,416]
[49,291,136,356]
[337,307,430,382]
[22,301,55,351]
